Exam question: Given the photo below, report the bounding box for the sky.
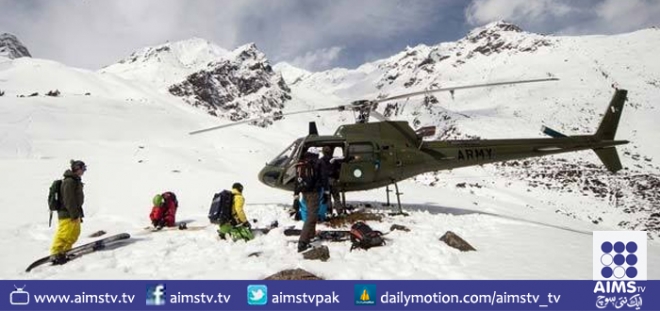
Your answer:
[1,0,660,72]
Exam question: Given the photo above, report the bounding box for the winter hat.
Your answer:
[70,160,86,171]
[232,182,244,193]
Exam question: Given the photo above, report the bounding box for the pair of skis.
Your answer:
[25,233,131,273]
[26,220,279,273]
[284,228,352,241]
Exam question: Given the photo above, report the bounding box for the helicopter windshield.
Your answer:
[268,138,303,167]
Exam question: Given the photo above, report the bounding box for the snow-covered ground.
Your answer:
[1,22,659,280]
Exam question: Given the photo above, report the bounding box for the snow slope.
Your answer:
[1,23,659,280]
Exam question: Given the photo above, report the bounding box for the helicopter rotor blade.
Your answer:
[188,106,344,135]
[188,77,559,135]
[373,77,559,104]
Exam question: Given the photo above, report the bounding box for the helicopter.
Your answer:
[189,78,629,215]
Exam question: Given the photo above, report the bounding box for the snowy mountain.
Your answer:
[275,21,660,237]
[100,38,230,88]
[0,33,31,59]
[1,25,659,280]
[102,40,291,126]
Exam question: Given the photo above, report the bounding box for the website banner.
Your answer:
[1,280,655,311]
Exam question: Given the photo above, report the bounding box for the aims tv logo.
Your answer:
[593,231,647,294]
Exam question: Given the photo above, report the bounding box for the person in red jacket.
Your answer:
[149,192,178,229]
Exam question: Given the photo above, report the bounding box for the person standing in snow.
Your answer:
[50,160,86,264]
[218,183,254,242]
[296,148,330,252]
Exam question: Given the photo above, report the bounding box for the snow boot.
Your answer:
[50,253,68,265]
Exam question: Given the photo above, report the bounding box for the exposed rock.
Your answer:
[302,245,330,261]
[46,90,61,97]
[390,224,410,232]
[0,33,31,59]
[263,268,324,280]
[440,231,476,252]
[492,158,660,238]
[248,252,261,258]
[169,43,290,127]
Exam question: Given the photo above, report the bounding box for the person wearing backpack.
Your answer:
[49,160,86,265]
[295,148,331,253]
[217,183,254,242]
[149,192,178,229]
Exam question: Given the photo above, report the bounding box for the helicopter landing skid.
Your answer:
[386,183,409,217]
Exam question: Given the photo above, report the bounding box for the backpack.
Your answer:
[349,222,385,251]
[47,179,63,227]
[48,180,63,211]
[150,192,178,228]
[162,192,178,208]
[208,190,234,224]
[295,159,316,192]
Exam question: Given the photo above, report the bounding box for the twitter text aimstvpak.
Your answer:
[271,292,340,307]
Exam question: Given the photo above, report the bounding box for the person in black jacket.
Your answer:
[295,147,330,253]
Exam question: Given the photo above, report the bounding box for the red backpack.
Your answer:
[149,192,178,228]
[349,222,385,251]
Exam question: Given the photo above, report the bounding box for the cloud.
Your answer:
[465,0,576,26]
[3,0,656,72]
[291,46,343,71]
[0,0,455,71]
[465,0,660,35]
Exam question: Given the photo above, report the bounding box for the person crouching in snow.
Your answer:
[217,183,254,242]
[149,192,179,229]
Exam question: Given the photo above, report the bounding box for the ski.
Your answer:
[283,228,352,241]
[252,220,279,234]
[26,233,131,273]
[146,224,209,232]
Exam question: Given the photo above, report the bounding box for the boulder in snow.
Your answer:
[263,268,324,280]
[440,231,476,252]
[302,245,330,261]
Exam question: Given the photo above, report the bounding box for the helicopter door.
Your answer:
[340,142,377,183]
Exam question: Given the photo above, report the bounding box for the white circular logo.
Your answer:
[353,169,363,178]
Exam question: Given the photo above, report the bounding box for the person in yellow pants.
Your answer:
[50,160,86,264]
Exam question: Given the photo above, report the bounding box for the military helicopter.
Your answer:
[189,78,629,215]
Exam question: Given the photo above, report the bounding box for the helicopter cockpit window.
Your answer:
[268,139,303,167]
[348,143,374,160]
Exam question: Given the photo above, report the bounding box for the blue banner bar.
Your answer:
[2,280,655,311]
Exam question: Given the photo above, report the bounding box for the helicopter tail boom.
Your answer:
[590,88,627,172]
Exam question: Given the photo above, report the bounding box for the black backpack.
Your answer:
[349,222,385,251]
[295,158,316,192]
[208,190,234,224]
[48,179,63,227]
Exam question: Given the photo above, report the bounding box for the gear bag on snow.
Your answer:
[47,179,64,227]
[349,221,385,251]
[208,190,234,224]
